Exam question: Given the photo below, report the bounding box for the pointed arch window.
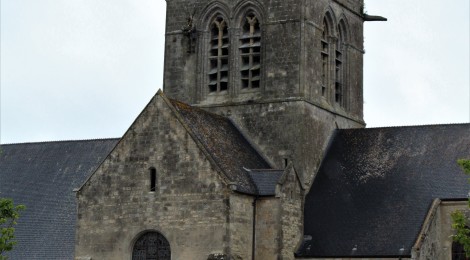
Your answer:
[321,18,330,97]
[209,16,229,93]
[335,22,345,106]
[240,13,261,89]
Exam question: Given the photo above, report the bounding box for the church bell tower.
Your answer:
[163,0,366,180]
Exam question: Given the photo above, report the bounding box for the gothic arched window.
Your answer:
[321,18,330,98]
[240,12,261,89]
[208,16,229,93]
[452,241,468,260]
[132,231,170,260]
[335,21,347,107]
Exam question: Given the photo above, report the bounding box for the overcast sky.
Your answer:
[1,0,469,144]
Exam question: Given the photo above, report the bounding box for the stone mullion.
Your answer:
[249,40,254,89]
[230,27,239,96]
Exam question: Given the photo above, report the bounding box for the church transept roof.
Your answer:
[298,124,470,258]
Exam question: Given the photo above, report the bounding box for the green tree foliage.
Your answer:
[0,198,25,260]
[452,159,470,257]
[458,159,470,175]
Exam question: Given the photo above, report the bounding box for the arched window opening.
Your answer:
[209,16,229,93]
[240,12,261,89]
[150,168,156,192]
[452,240,469,260]
[321,18,330,98]
[132,231,170,260]
[335,23,345,106]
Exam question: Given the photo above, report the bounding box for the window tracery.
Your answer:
[208,16,229,93]
[240,12,261,89]
[335,22,345,106]
[321,18,330,98]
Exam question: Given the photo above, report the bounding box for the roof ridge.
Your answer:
[0,137,121,146]
[355,122,470,131]
[248,168,283,172]
[168,98,227,120]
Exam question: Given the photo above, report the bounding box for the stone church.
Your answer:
[1,0,469,259]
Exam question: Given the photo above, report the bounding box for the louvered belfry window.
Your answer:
[240,13,261,89]
[335,24,345,106]
[321,19,329,97]
[208,16,229,93]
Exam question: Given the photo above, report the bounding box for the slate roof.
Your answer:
[170,98,272,194]
[245,169,284,196]
[297,124,470,258]
[0,139,118,260]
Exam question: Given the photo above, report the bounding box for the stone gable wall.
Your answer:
[75,95,233,260]
[413,201,468,260]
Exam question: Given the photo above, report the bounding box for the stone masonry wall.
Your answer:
[228,193,254,260]
[303,0,364,120]
[209,101,363,184]
[278,167,304,260]
[164,0,365,123]
[163,0,365,187]
[255,198,281,259]
[414,201,468,260]
[164,0,303,105]
[75,94,232,260]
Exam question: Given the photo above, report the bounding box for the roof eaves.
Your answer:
[363,122,470,131]
[295,254,412,259]
[0,138,120,146]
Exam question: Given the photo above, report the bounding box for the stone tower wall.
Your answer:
[303,0,364,120]
[163,0,365,121]
[209,101,363,183]
[163,0,365,183]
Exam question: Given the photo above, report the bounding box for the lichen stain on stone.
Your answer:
[342,129,409,184]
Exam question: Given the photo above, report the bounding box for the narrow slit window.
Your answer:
[150,168,156,192]
[240,13,261,89]
[208,16,229,93]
